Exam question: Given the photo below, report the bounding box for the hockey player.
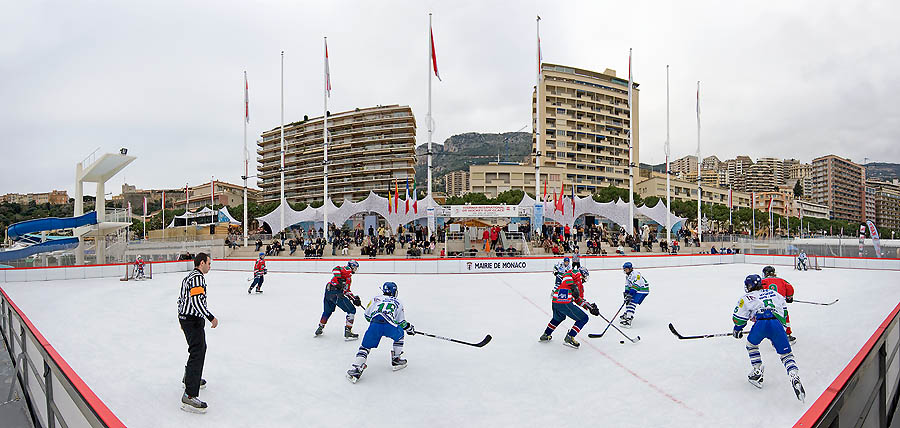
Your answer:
[540,269,600,349]
[316,260,362,340]
[620,262,649,328]
[761,266,796,343]
[134,255,146,280]
[733,274,805,401]
[553,257,571,286]
[797,251,809,271]
[248,253,267,294]
[346,282,415,383]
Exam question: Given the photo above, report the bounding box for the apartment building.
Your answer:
[2,190,69,205]
[868,180,900,231]
[444,170,470,197]
[811,155,865,222]
[174,181,262,210]
[534,63,638,196]
[257,105,416,204]
[670,155,697,178]
[470,163,564,199]
[795,200,830,219]
[635,173,751,208]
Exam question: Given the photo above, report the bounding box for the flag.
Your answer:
[412,179,418,214]
[538,36,542,76]
[244,71,249,123]
[728,188,733,210]
[162,191,166,210]
[388,186,392,214]
[552,189,558,212]
[143,197,147,217]
[324,39,331,97]
[866,220,882,257]
[394,180,399,213]
[542,180,547,202]
[405,178,410,214]
[430,24,441,81]
[571,185,575,213]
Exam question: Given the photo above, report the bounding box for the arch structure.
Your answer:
[516,194,687,232]
[258,191,443,233]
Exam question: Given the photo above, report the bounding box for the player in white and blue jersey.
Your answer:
[347,282,415,383]
[554,257,571,286]
[620,262,649,328]
[733,274,806,401]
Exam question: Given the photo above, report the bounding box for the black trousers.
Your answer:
[179,315,207,397]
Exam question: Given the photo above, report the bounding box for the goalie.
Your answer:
[134,256,148,280]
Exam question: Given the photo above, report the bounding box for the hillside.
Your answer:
[414,132,531,189]
[865,162,900,181]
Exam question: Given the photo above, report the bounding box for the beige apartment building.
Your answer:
[868,180,900,231]
[257,105,416,204]
[2,190,69,205]
[444,171,470,197]
[671,155,697,178]
[811,155,865,222]
[635,173,751,208]
[752,191,794,217]
[534,63,638,196]
[795,200,830,219]
[174,181,262,210]
[470,163,565,199]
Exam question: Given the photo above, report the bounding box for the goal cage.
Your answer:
[122,261,153,281]
[793,254,821,271]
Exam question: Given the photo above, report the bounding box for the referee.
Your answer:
[177,252,218,413]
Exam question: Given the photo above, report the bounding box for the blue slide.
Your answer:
[0,212,98,262]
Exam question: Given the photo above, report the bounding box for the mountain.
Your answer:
[865,162,900,181]
[640,162,666,173]
[414,132,532,189]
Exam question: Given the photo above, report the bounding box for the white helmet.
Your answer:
[136,255,142,260]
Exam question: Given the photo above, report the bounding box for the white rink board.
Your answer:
[2,263,899,427]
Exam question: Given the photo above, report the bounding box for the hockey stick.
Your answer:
[588,313,640,343]
[587,302,626,338]
[793,299,838,306]
[668,323,732,340]
[413,330,492,348]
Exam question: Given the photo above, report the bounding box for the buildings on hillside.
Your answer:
[444,171,470,197]
[2,190,69,205]
[173,181,262,210]
[258,105,417,204]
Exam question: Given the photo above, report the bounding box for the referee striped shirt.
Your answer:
[178,269,215,321]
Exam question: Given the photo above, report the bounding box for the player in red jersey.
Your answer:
[761,265,796,343]
[315,260,362,340]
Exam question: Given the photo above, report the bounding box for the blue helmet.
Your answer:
[348,260,359,271]
[623,262,633,270]
[382,281,398,297]
[744,274,762,292]
[258,252,265,257]
[563,257,570,263]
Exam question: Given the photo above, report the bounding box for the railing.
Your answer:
[795,301,900,427]
[1,288,125,428]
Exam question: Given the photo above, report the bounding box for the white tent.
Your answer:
[166,207,219,228]
[518,194,686,232]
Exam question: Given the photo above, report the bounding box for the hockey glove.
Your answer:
[589,303,600,317]
[732,327,744,339]
[351,294,362,307]
[786,296,793,303]
[401,322,415,335]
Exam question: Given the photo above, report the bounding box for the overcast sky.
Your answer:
[2,0,898,197]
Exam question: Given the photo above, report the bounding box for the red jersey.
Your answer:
[552,273,578,304]
[328,266,353,293]
[761,277,794,299]
[571,270,586,305]
[253,259,266,277]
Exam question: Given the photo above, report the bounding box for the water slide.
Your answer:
[0,212,98,262]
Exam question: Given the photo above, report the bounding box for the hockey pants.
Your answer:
[545,302,588,337]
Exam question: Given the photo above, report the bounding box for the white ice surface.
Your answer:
[3,264,899,428]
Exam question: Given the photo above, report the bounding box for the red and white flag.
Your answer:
[244,71,249,123]
[405,178,410,214]
[324,39,332,97]
[728,189,733,210]
[143,197,147,217]
[162,191,166,210]
[430,23,441,81]
[412,180,418,214]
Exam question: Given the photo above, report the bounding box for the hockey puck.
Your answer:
[619,340,625,344]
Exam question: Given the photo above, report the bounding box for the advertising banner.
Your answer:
[450,205,519,218]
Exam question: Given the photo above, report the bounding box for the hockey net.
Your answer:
[793,254,821,271]
[122,261,153,281]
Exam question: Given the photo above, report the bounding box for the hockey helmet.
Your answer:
[563,257,570,264]
[623,262,633,271]
[258,252,265,258]
[580,267,590,281]
[382,282,398,297]
[348,259,360,272]
[744,274,762,292]
[136,255,142,260]
[762,266,776,278]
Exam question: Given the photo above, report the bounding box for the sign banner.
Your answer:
[449,205,519,218]
[866,220,882,258]
[533,203,544,235]
[426,207,436,237]
[463,259,529,272]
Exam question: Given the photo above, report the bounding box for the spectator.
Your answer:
[255,239,263,252]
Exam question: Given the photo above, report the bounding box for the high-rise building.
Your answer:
[744,163,778,193]
[811,155,865,222]
[670,155,698,178]
[701,155,723,172]
[444,171,470,197]
[534,63,638,196]
[257,105,416,204]
[724,156,754,190]
[756,157,785,186]
[782,158,800,184]
[868,180,900,231]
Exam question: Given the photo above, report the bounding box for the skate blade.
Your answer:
[793,383,806,402]
[392,363,407,371]
[748,379,763,389]
[563,342,580,349]
[180,404,207,414]
[347,374,360,384]
[344,336,359,341]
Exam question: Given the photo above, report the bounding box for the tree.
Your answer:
[793,181,803,198]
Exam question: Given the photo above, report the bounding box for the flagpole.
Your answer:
[696,80,702,246]
[627,48,634,240]
[534,16,542,205]
[162,191,165,240]
[210,177,215,225]
[243,70,249,247]
[142,197,146,240]
[665,64,671,246]
[427,13,433,198]
[323,37,330,244]
[280,51,285,238]
[752,191,756,239]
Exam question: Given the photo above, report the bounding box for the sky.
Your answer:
[2,0,898,197]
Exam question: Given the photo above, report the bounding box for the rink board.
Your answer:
[1,263,899,427]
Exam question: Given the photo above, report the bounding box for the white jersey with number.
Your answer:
[364,295,407,327]
[625,271,649,294]
[733,288,787,325]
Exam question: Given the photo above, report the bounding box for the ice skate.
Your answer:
[788,335,796,344]
[391,352,408,371]
[314,324,324,337]
[747,365,764,389]
[180,393,208,413]
[790,372,805,402]
[347,364,366,383]
[344,326,359,341]
[620,316,633,328]
[539,333,552,342]
[247,287,253,294]
[563,335,580,349]
[182,378,206,390]
[255,288,263,294]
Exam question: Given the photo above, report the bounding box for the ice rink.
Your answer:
[3,263,898,427]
